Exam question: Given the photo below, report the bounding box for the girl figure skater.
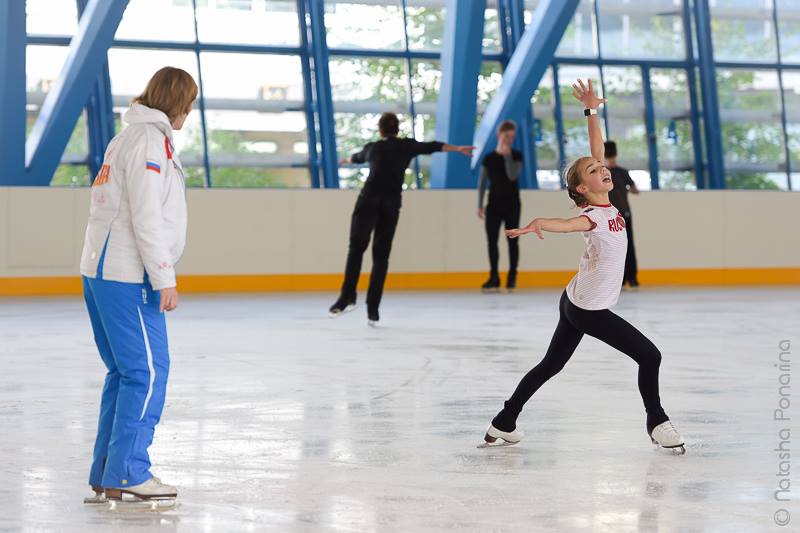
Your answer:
[481,79,684,454]
[80,67,197,504]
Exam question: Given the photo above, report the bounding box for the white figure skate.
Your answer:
[650,420,686,455]
[103,477,178,511]
[477,424,522,448]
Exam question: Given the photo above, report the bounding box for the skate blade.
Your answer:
[651,438,686,455]
[481,288,500,294]
[106,497,177,512]
[84,495,108,505]
[368,320,378,328]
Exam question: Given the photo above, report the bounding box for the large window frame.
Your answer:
[22,0,800,190]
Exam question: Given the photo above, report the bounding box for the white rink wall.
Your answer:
[0,187,798,278]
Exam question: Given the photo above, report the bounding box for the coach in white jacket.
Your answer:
[79,67,196,502]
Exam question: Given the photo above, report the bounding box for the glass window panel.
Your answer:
[115,0,196,42]
[781,71,800,190]
[710,0,778,63]
[324,1,405,50]
[405,2,445,51]
[531,68,560,188]
[650,69,697,190]
[717,68,785,189]
[26,45,89,177]
[555,0,597,58]
[603,67,650,189]
[26,0,78,36]
[477,62,504,125]
[410,59,440,153]
[330,57,409,105]
[108,48,206,185]
[556,65,605,162]
[598,0,685,59]
[51,165,90,187]
[199,52,309,187]
[26,45,70,128]
[195,0,299,45]
[776,0,800,63]
[483,8,502,53]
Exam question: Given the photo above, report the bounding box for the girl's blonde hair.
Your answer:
[133,67,198,122]
[564,156,593,208]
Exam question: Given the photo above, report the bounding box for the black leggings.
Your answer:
[485,201,520,277]
[339,195,401,313]
[496,291,668,433]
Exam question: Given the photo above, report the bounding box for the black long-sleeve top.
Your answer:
[351,137,445,198]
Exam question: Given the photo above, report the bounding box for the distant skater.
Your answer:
[329,112,474,325]
[478,120,523,293]
[604,140,640,288]
[480,79,684,454]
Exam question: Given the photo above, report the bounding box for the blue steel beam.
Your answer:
[77,0,116,180]
[25,0,129,185]
[308,0,339,188]
[681,0,706,189]
[296,0,321,188]
[693,0,725,189]
[191,0,212,186]
[773,0,793,190]
[641,66,660,189]
[471,0,579,172]
[0,1,27,185]
[431,0,486,188]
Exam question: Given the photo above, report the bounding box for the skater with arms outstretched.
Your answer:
[480,79,684,454]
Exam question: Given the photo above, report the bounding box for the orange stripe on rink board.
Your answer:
[0,268,798,296]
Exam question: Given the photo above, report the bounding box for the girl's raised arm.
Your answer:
[571,78,607,162]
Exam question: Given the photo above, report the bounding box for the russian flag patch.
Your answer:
[145,160,161,173]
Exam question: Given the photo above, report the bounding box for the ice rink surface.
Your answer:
[0,287,797,532]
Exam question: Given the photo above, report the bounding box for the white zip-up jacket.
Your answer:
[80,104,188,290]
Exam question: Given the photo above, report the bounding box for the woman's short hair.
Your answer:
[378,112,400,137]
[132,67,198,122]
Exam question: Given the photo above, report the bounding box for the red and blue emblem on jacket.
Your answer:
[145,160,161,173]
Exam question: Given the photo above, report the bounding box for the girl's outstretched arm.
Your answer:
[506,216,593,240]
[571,78,607,162]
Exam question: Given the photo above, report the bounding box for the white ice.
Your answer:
[0,287,798,532]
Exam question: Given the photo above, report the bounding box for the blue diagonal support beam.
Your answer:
[77,0,117,180]
[25,0,129,185]
[431,0,486,189]
[471,0,579,172]
[0,1,27,185]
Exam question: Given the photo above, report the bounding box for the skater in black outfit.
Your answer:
[605,140,640,288]
[480,79,684,454]
[478,120,523,292]
[329,112,474,325]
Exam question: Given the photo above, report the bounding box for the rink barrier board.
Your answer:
[0,267,798,296]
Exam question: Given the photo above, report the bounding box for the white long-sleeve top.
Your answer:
[80,104,188,290]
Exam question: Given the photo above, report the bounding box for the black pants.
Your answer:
[622,211,638,285]
[496,291,668,434]
[339,195,401,313]
[485,201,521,278]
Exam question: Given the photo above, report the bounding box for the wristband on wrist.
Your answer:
[584,108,598,117]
